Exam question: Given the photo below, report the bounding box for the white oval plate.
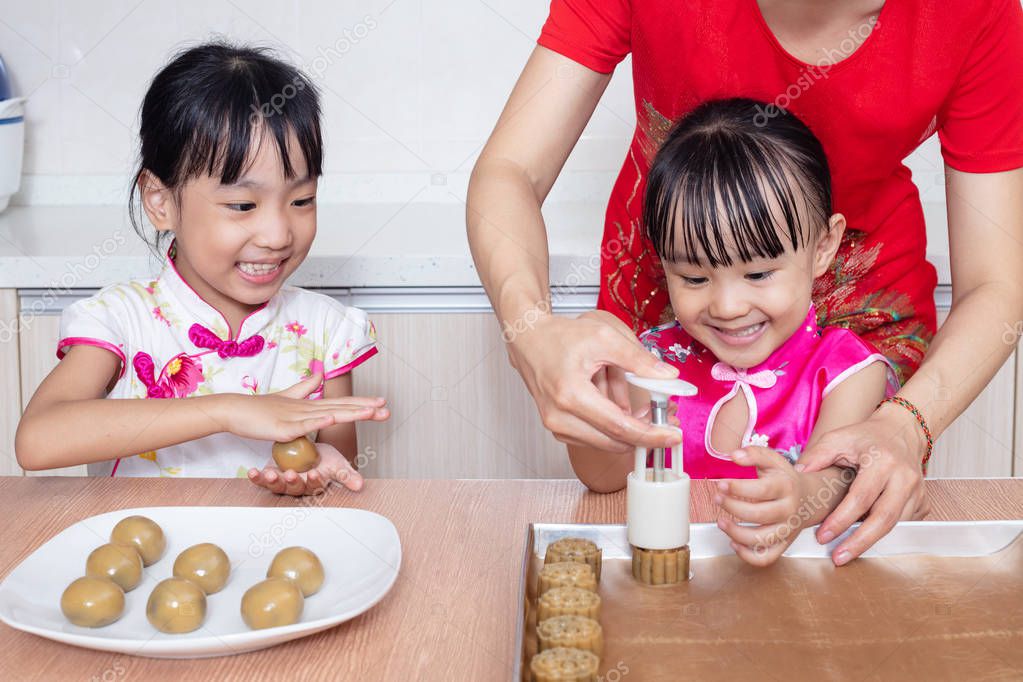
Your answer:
[0,506,401,658]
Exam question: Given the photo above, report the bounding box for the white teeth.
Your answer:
[717,322,764,337]
[237,261,281,276]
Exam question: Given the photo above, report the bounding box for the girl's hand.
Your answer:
[715,447,809,567]
[248,442,363,496]
[217,371,388,442]
[794,403,929,566]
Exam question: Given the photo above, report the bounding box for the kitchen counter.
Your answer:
[0,203,954,291]
[0,477,1019,680]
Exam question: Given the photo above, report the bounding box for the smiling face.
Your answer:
[140,127,317,329]
[663,210,845,369]
[641,99,845,368]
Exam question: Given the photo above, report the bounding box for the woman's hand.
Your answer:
[216,371,389,443]
[795,402,930,565]
[715,447,810,566]
[507,310,683,453]
[247,442,362,496]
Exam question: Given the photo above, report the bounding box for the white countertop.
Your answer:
[0,203,952,291]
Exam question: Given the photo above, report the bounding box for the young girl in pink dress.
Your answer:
[569,98,899,565]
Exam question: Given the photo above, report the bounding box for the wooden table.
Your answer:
[0,477,1020,681]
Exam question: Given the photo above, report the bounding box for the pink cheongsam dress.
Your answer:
[639,305,899,479]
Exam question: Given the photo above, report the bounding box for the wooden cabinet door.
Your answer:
[927,308,1016,478]
[0,290,22,475]
[352,312,576,479]
[18,313,87,476]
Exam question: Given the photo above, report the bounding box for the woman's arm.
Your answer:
[16,345,384,471]
[468,45,609,336]
[799,166,1023,563]
[467,47,681,454]
[899,167,1023,438]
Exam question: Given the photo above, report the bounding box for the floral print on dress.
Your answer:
[812,228,930,386]
[776,444,803,465]
[136,450,181,477]
[641,324,702,364]
[241,375,259,394]
[744,433,770,448]
[285,321,307,336]
[133,352,204,398]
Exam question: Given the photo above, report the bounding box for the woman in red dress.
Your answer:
[467,0,1023,564]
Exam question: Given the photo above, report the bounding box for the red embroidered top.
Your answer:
[538,0,1023,383]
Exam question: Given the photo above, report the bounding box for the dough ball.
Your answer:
[110,515,166,566]
[85,543,144,592]
[240,577,304,630]
[173,543,231,595]
[61,576,125,628]
[271,437,320,473]
[146,578,207,634]
[266,546,324,597]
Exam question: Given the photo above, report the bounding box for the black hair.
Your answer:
[643,97,832,267]
[129,41,323,251]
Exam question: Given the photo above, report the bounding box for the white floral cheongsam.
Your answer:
[57,256,378,478]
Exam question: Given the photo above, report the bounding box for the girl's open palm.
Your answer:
[248,441,363,496]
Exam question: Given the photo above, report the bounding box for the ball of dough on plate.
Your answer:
[173,543,231,595]
[241,577,304,630]
[61,576,125,628]
[266,546,324,596]
[85,542,143,592]
[146,578,207,634]
[110,515,166,566]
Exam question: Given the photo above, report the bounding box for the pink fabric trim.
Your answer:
[822,353,894,398]
[110,459,120,477]
[57,337,127,380]
[324,346,378,380]
[704,382,758,460]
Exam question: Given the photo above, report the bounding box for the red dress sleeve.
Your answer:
[536,0,632,74]
[937,0,1023,173]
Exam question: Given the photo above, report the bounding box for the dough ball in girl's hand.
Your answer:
[272,436,320,473]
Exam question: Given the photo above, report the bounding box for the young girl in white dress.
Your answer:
[16,43,389,496]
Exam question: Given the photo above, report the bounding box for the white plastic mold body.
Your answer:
[624,373,697,551]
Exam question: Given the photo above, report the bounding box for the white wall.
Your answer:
[0,0,946,258]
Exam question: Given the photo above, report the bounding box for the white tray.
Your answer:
[529,519,1023,560]
[514,520,1023,681]
[0,506,401,659]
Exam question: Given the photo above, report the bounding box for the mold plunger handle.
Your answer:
[651,398,668,482]
[623,371,698,480]
[634,443,646,478]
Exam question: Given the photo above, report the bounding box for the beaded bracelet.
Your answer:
[877,396,933,475]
